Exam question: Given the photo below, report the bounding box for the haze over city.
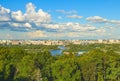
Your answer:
[0,0,120,40]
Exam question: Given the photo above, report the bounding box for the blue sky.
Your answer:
[0,0,120,39]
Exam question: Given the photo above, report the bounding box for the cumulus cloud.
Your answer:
[10,22,31,28]
[56,10,77,14]
[24,23,32,28]
[109,20,120,24]
[11,10,24,21]
[47,28,106,39]
[0,3,51,32]
[26,2,36,14]
[65,23,86,31]
[86,16,120,27]
[27,30,47,38]
[95,29,106,33]
[10,23,20,27]
[24,3,51,26]
[86,16,107,23]
[41,22,96,33]
[0,3,119,39]
[43,22,107,39]
[0,5,11,21]
[42,24,60,30]
[67,15,83,19]
[64,22,96,32]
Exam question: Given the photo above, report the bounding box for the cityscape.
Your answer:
[0,39,120,45]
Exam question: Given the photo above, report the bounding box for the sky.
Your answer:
[0,0,120,40]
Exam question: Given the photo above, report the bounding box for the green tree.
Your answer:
[51,57,82,81]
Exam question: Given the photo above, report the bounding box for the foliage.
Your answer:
[0,44,120,81]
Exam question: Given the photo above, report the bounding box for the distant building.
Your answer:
[11,40,20,45]
[98,39,103,43]
[0,39,120,45]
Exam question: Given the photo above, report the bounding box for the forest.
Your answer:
[0,44,120,81]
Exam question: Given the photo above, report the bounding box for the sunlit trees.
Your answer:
[51,57,82,81]
[0,44,120,81]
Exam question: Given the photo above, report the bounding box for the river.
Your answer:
[50,46,86,56]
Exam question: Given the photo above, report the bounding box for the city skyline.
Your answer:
[0,0,120,39]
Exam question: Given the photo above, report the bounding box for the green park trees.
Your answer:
[0,44,120,81]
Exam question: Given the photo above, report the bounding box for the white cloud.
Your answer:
[0,5,11,21]
[11,23,20,27]
[86,16,120,27]
[0,3,120,39]
[11,2,51,26]
[27,30,47,38]
[42,22,96,32]
[6,2,51,31]
[56,10,77,14]
[10,22,31,28]
[11,10,24,21]
[47,28,107,39]
[67,15,83,19]
[109,20,120,24]
[24,3,51,26]
[26,2,36,14]
[64,22,96,32]
[86,16,107,23]
[24,23,32,28]
[43,24,60,29]
[95,29,106,33]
